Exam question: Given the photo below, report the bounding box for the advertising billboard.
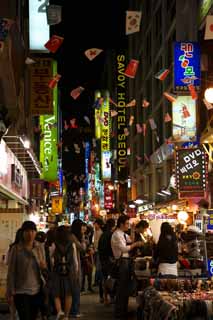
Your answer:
[94,91,102,140]
[175,147,208,198]
[174,42,200,92]
[101,92,111,180]
[40,61,58,182]
[30,58,53,115]
[29,0,49,51]
[172,96,197,142]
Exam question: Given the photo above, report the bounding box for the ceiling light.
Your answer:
[129,204,136,208]
[204,88,213,104]
[134,199,144,205]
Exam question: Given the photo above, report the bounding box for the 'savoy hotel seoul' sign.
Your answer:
[40,60,58,181]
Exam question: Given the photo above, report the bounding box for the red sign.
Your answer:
[104,182,113,209]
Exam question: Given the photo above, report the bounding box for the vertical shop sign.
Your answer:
[94,91,101,139]
[175,147,208,198]
[30,179,44,200]
[207,209,213,231]
[174,42,200,92]
[172,96,196,142]
[40,61,58,181]
[85,142,90,193]
[101,91,111,180]
[51,196,63,214]
[30,58,53,115]
[104,181,113,209]
[116,54,127,181]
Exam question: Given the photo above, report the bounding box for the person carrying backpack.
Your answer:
[51,226,75,320]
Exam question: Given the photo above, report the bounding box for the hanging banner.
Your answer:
[174,42,200,92]
[30,58,53,115]
[172,96,197,142]
[85,142,90,193]
[30,179,44,200]
[175,147,208,198]
[94,91,101,139]
[104,181,113,209]
[40,61,58,182]
[51,196,63,214]
[101,91,111,180]
[116,53,127,181]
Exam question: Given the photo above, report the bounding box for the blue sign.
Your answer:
[174,42,200,92]
[207,209,213,231]
[58,168,63,196]
[85,142,90,193]
[208,260,213,276]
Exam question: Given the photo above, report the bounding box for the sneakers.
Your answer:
[56,311,65,320]
[71,314,83,318]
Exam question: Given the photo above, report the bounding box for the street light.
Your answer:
[204,88,213,104]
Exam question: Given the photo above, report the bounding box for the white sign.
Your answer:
[29,0,49,51]
[0,142,8,175]
[102,151,111,180]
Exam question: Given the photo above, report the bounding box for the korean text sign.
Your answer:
[174,42,200,92]
[101,92,111,180]
[175,148,207,198]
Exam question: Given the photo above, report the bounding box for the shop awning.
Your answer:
[3,135,41,176]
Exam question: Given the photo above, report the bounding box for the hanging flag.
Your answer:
[204,15,213,40]
[163,92,177,103]
[25,57,36,65]
[188,84,198,100]
[142,123,147,136]
[164,112,172,123]
[126,99,136,107]
[84,116,90,125]
[124,59,139,78]
[111,110,118,117]
[129,115,134,126]
[136,123,143,133]
[84,48,103,61]
[203,98,213,110]
[46,5,62,25]
[48,74,61,89]
[70,86,85,100]
[149,118,157,130]
[155,68,170,81]
[126,11,142,35]
[124,128,130,136]
[182,104,191,118]
[44,35,64,53]
[142,99,150,108]
[109,97,117,107]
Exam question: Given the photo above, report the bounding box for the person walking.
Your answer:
[111,215,143,319]
[6,221,47,320]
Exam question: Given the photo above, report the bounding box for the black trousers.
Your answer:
[114,258,131,319]
[14,292,42,320]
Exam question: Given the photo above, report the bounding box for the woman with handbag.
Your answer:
[6,221,47,320]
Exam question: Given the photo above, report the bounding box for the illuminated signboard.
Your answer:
[85,142,90,193]
[175,147,208,198]
[101,91,111,180]
[174,42,200,92]
[29,0,49,51]
[30,58,53,115]
[116,53,127,181]
[40,60,58,181]
[95,91,101,139]
[207,209,213,231]
[172,96,196,142]
[104,181,113,209]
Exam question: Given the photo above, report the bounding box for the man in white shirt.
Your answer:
[111,215,143,319]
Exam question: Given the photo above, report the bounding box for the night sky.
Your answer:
[49,0,127,177]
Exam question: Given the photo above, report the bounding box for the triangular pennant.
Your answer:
[142,99,150,108]
[84,48,103,61]
[126,11,142,35]
[188,84,198,100]
[46,5,62,25]
[163,92,177,103]
[129,115,134,126]
[44,35,64,53]
[70,86,85,100]
[124,59,139,78]
[204,15,213,40]
[126,99,136,107]
[25,57,36,65]
[155,68,170,81]
[111,110,118,117]
[48,74,61,89]
[164,112,172,123]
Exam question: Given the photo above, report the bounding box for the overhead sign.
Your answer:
[172,96,196,142]
[116,53,127,181]
[174,42,200,92]
[29,0,49,51]
[40,61,58,182]
[30,58,53,115]
[101,92,111,180]
[175,147,208,198]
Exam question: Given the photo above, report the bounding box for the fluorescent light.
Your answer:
[129,204,136,208]
[134,199,144,205]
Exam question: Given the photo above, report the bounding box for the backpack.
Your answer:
[53,242,73,276]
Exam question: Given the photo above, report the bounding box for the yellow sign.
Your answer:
[51,196,63,214]
[30,58,53,115]
[101,91,110,153]
[95,91,101,139]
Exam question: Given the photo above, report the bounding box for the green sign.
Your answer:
[40,60,58,181]
[199,0,213,24]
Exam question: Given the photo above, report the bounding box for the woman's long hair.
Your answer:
[71,219,83,241]
[159,222,176,242]
[55,225,70,246]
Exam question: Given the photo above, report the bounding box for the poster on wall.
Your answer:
[174,42,200,92]
[172,96,196,142]
[175,147,208,198]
